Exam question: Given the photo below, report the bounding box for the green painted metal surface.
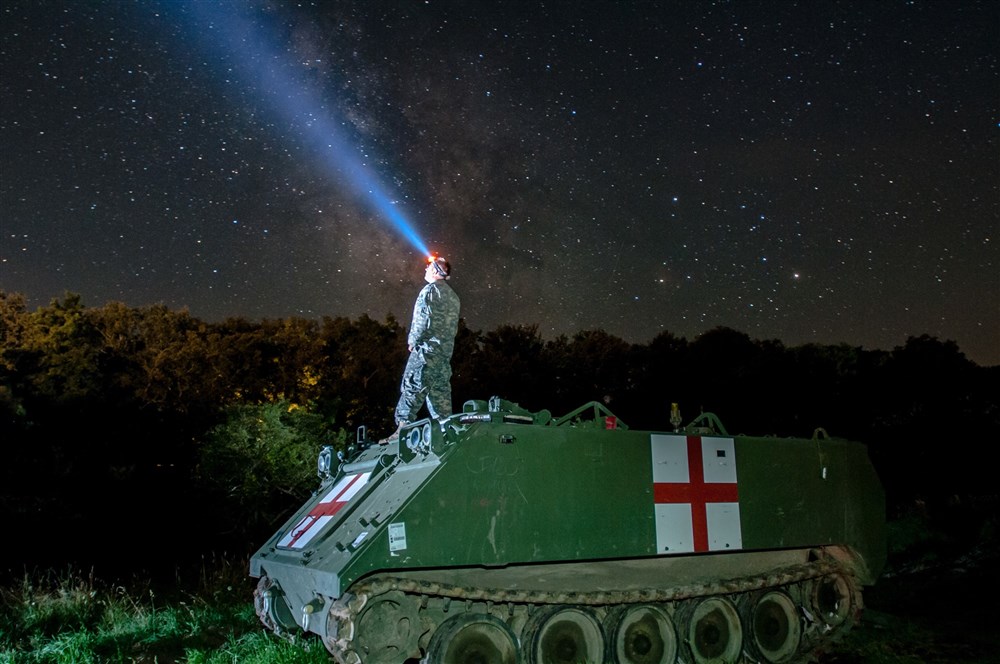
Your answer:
[249,398,885,641]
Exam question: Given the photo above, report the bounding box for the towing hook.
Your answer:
[302,597,325,631]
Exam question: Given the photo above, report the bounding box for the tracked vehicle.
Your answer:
[251,398,885,663]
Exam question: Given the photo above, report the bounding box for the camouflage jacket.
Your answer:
[407,280,460,357]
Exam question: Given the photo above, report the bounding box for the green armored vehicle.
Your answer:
[251,398,885,664]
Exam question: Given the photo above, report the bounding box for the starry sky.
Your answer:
[2,1,997,365]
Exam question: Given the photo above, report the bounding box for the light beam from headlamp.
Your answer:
[165,1,431,257]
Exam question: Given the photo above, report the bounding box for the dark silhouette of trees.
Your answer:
[316,313,407,430]
[457,324,550,411]
[1,290,996,575]
[867,335,998,507]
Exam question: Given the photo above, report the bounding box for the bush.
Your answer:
[197,401,347,542]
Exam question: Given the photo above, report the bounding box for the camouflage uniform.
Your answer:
[395,279,461,425]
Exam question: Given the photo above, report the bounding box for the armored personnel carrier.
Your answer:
[251,398,885,663]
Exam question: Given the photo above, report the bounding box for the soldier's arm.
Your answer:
[408,289,433,348]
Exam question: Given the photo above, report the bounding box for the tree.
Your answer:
[468,324,550,410]
[197,401,347,542]
[0,291,30,426]
[628,330,689,430]
[318,314,406,432]
[867,335,990,505]
[682,327,761,430]
[545,329,636,419]
[17,293,103,402]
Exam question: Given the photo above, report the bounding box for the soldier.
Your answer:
[386,255,461,441]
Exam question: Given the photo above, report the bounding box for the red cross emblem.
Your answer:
[278,471,370,549]
[651,435,741,553]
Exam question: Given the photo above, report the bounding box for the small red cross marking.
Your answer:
[285,472,367,547]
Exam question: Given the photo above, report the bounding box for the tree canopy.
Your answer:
[1,291,996,575]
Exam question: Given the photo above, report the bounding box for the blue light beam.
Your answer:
[167,1,430,257]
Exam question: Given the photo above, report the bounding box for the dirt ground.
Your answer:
[817,546,1000,664]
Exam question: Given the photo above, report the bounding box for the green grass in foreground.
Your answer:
[4,510,999,664]
[0,564,330,664]
[0,566,979,664]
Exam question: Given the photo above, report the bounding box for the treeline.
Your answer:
[1,291,997,575]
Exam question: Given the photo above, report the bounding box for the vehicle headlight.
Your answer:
[317,445,333,480]
[407,427,423,452]
[405,423,434,454]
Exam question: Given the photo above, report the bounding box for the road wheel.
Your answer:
[810,574,855,628]
[608,604,678,664]
[741,590,802,663]
[426,613,520,664]
[353,590,422,664]
[524,606,604,664]
[676,597,742,664]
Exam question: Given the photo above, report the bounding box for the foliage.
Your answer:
[0,566,328,664]
[198,401,347,537]
[0,290,997,575]
[316,313,407,429]
[184,630,333,664]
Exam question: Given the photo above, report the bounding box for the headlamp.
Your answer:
[427,255,447,277]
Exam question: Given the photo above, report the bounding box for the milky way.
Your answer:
[1,1,997,364]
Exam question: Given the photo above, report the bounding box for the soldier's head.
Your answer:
[425,255,451,282]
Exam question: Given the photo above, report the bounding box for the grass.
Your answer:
[3,507,998,664]
[2,565,992,664]
[0,562,330,664]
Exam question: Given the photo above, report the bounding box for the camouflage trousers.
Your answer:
[395,351,453,425]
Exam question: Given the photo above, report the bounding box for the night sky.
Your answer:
[2,1,997,365]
